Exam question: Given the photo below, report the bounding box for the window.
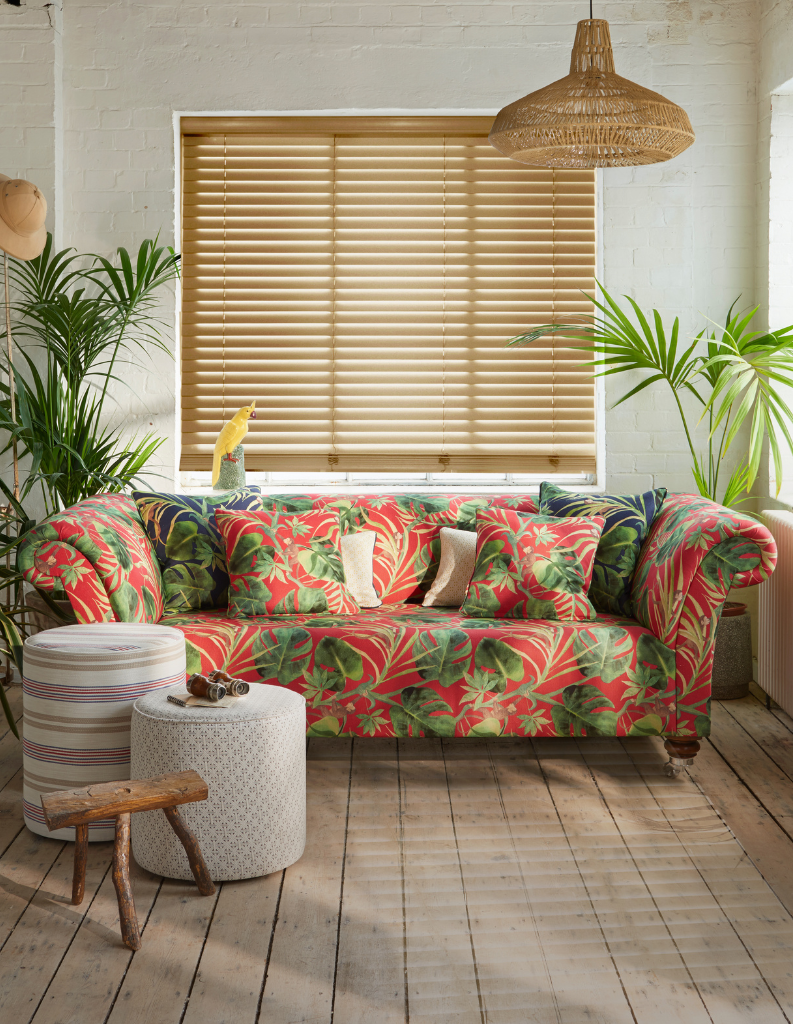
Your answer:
[180,117,596,477]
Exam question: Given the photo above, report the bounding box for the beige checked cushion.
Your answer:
[340,531,381,607]
[422,527,477,607]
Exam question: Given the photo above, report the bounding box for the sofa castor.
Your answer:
[663,736,701,777]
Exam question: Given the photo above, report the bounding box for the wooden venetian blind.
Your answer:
[180,117,596,473]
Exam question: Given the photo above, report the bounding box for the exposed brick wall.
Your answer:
[0,0,774,497]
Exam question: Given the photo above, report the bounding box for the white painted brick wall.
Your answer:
[0,2,57,238]
[1,0,784,498]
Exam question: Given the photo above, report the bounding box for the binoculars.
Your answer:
[185,669,250,703]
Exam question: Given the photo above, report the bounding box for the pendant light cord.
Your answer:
[589,0,592,18]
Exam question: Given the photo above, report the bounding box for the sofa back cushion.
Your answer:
[133,487,263,613]
[265,493,536,603]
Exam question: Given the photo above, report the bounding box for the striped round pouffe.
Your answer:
[23,623,186,841]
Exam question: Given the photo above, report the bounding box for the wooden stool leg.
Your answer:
[72,823,88,905]
[112,813,141,951]
[163,805,216,896]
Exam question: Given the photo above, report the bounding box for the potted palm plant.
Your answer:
[1,233,180,515]
[509,286,793,700]
[508,284,793,507]
[0,233,180,732]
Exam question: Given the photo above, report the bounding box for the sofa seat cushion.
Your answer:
[161,605,677,740]
[158,611,248,676]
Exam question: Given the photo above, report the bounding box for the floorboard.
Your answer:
[720,691,793,785]
[0,841,111,1023]
[332,739,407,1024]
[29,858,161,1024]
[2,680,793,1024]
[181,873,282,1024]
[257,753,351,1024]
[104,877,219,1024]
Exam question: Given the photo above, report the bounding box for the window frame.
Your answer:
[173,111,604,494]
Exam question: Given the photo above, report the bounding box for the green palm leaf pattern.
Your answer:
[539,482,666,616]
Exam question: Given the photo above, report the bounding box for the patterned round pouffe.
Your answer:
[130,684,306,882]
[23,623,186,841]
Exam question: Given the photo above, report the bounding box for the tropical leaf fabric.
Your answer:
[539,482,667,617]
[259,493,509,603]
[319,493,496,603]
[19,490,777,744]
[461,508,604,621]
[215,507,359,616]
[158,604,677,740]
[258,494,544,604]
[132,487,263,613]
[630,493,776,737]
[18,494,164,623]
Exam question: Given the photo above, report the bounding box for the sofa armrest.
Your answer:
[19,536,115,622]
[631,494,776,647]
[18,494,164,623]
[630,494,776,738]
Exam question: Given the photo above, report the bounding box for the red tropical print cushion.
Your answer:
[461,508,605,621]
[215,508,359,616]
[487,494,539,514]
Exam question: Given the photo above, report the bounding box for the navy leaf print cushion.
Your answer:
[538,483,666,616]
[133,487,263,613]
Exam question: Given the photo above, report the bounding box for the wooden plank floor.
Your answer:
[3,681,793,1023]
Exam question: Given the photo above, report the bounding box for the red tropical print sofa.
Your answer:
[18,491,775,759]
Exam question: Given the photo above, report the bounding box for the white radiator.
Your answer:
[758,510,793,715]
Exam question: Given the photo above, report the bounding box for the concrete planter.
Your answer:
[24,589,76,634]
[711,601,753,700]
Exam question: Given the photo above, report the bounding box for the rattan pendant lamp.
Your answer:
[489,5,695,168]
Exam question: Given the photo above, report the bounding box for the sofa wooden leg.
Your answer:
[663,736,701,777]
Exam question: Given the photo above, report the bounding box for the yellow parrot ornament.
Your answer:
[212,401,256,487]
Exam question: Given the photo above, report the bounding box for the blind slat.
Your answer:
[181,119,596,472]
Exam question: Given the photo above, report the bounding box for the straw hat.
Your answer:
[0,174,47,260]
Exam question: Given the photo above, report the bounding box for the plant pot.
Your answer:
[711,601,752,700]
[24,589,77,634]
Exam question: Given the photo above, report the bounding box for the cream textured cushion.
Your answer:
[340,531,381,607]
[423,527,477,607]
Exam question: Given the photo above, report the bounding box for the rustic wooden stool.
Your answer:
[40,770,216,951]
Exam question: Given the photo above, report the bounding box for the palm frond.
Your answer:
[507,287,793,505]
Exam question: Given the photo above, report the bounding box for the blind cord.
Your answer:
[329,135,338,467]
[551,166,556,466]
[441,135,447,462]
[222,135,227,423]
